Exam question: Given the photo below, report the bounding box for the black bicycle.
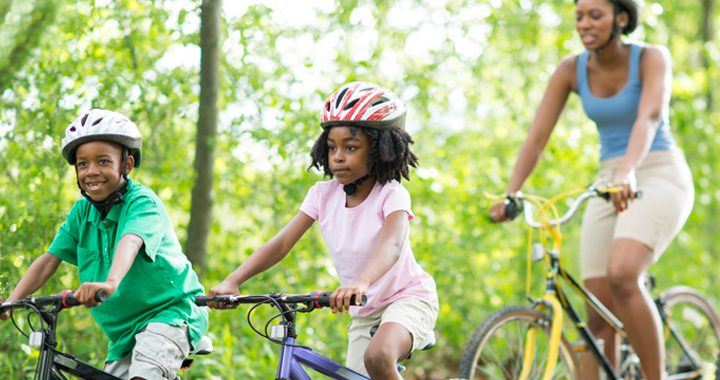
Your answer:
[0,290,212,379]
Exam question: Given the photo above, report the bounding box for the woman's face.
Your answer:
[575,0,626,49]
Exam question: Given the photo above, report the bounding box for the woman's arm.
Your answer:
[490,56,575,221]
[610,45,671,212]
[330,210,409,313]
[208,211,315,304]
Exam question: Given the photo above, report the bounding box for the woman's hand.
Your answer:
[489,202,510,222]
[610,171,638,213]
[330,279,369,314]
[207,280,240,310]
[0,296,9,320]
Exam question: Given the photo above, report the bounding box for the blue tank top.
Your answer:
[577,43,676,160]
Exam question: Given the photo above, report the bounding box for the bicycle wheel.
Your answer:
[458,305,579,379]
[659,286,720,378]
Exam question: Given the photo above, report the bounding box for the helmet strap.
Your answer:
[594,24,621,55]
[343,174,371,196]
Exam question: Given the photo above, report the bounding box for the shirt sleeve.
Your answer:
[120,195,165,262]
[299,184,320,220]
[47,203,82,266]
[382,183,414,221]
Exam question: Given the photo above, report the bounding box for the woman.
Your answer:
[489,1,693,379]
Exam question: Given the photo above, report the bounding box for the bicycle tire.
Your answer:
[659,286,720,378]
[458,305,579,379]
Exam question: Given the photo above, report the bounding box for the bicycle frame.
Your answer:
[273,298,368,380]
[1,293,121,380]
[513,188,708,380]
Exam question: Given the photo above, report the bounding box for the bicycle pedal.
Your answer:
[29,331,43,349]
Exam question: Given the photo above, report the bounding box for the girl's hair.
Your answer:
[308,126,418,184]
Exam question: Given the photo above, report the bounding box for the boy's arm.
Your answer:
[1,253,61,320]
[330,210,408,313]
[208,212,314,305]
[73,233,143,307]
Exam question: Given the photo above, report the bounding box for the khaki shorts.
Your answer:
[580,150,694,279]
[104,322,190,380]
[345,297,438,376]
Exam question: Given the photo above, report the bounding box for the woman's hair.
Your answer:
[575,0,639,35]
[308,126,418,184]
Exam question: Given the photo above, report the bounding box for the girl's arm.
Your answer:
[490,57,575,221]
[208,211,315,304]
[74,233,144,306]
[610,46,671,212]
[330,210,409,313]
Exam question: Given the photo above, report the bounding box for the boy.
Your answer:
[0,109,208,380]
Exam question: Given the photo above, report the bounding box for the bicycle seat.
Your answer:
[191,336,213,355]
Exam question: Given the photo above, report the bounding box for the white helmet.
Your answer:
[61,109,142,167]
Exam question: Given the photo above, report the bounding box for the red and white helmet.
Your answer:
[61,109,142,167]
[320,82,406,130]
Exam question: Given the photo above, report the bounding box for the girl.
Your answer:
[209,82,439,379]
[489,1,693,379]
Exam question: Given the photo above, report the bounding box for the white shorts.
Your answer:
[104,322,190,380]
[580,150,694,279]
[345,297,438,376]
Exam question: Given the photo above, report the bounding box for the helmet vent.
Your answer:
[336,88,349,108]
[81,113,89,126]
[345,98,359,110]
[372,97,388,107]
[92,118,104,126]
[69,127,76,132]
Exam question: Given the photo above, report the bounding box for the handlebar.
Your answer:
[195,291,367,309]
[1,290,108,311]
[504,186,642,228]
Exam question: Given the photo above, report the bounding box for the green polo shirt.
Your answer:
[48,178,208,362]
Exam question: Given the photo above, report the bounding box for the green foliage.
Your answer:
[1,1,719,379]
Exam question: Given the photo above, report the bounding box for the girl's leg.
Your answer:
[580,277,620,380]
[607,237,663,380]
[364,322,412,380]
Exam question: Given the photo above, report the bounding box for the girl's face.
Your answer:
[326,126,370,185]
[575,0,626,49]
[75,141,133,201]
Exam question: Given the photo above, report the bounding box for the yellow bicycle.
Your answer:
[458,186,720,379]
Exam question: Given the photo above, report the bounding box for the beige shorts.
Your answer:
[580,150,694,279]
[104,322,190,380]
[345,297,438,376]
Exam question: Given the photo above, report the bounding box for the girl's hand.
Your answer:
[330,280,369,314]
[207,281,240,310]
[75,282,114,307]
[610,171,637,214]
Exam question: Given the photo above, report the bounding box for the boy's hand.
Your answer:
[207,281,239,310]
[75,282,115,307]
[330,279,369,314]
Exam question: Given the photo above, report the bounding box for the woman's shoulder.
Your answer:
[636,42,670,62]
[556,54,580,76]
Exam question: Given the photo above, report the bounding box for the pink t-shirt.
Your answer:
[300,179,438,317]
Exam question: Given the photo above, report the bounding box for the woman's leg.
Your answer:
[607,237,663,380]
[364,322,412,380]
[581,277,620,380]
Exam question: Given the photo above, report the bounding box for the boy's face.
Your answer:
[326,126,369,184]
[75,141,133,201]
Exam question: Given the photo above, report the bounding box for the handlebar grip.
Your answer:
[62,290,109,308]
[195,295,213,307]
[310,291,367,308]
[503,196,522,220]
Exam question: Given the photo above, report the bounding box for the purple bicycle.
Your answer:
[196,291,374,379]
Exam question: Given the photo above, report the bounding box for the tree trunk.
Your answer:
[185,0,221,276]
[701,0,715,110]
